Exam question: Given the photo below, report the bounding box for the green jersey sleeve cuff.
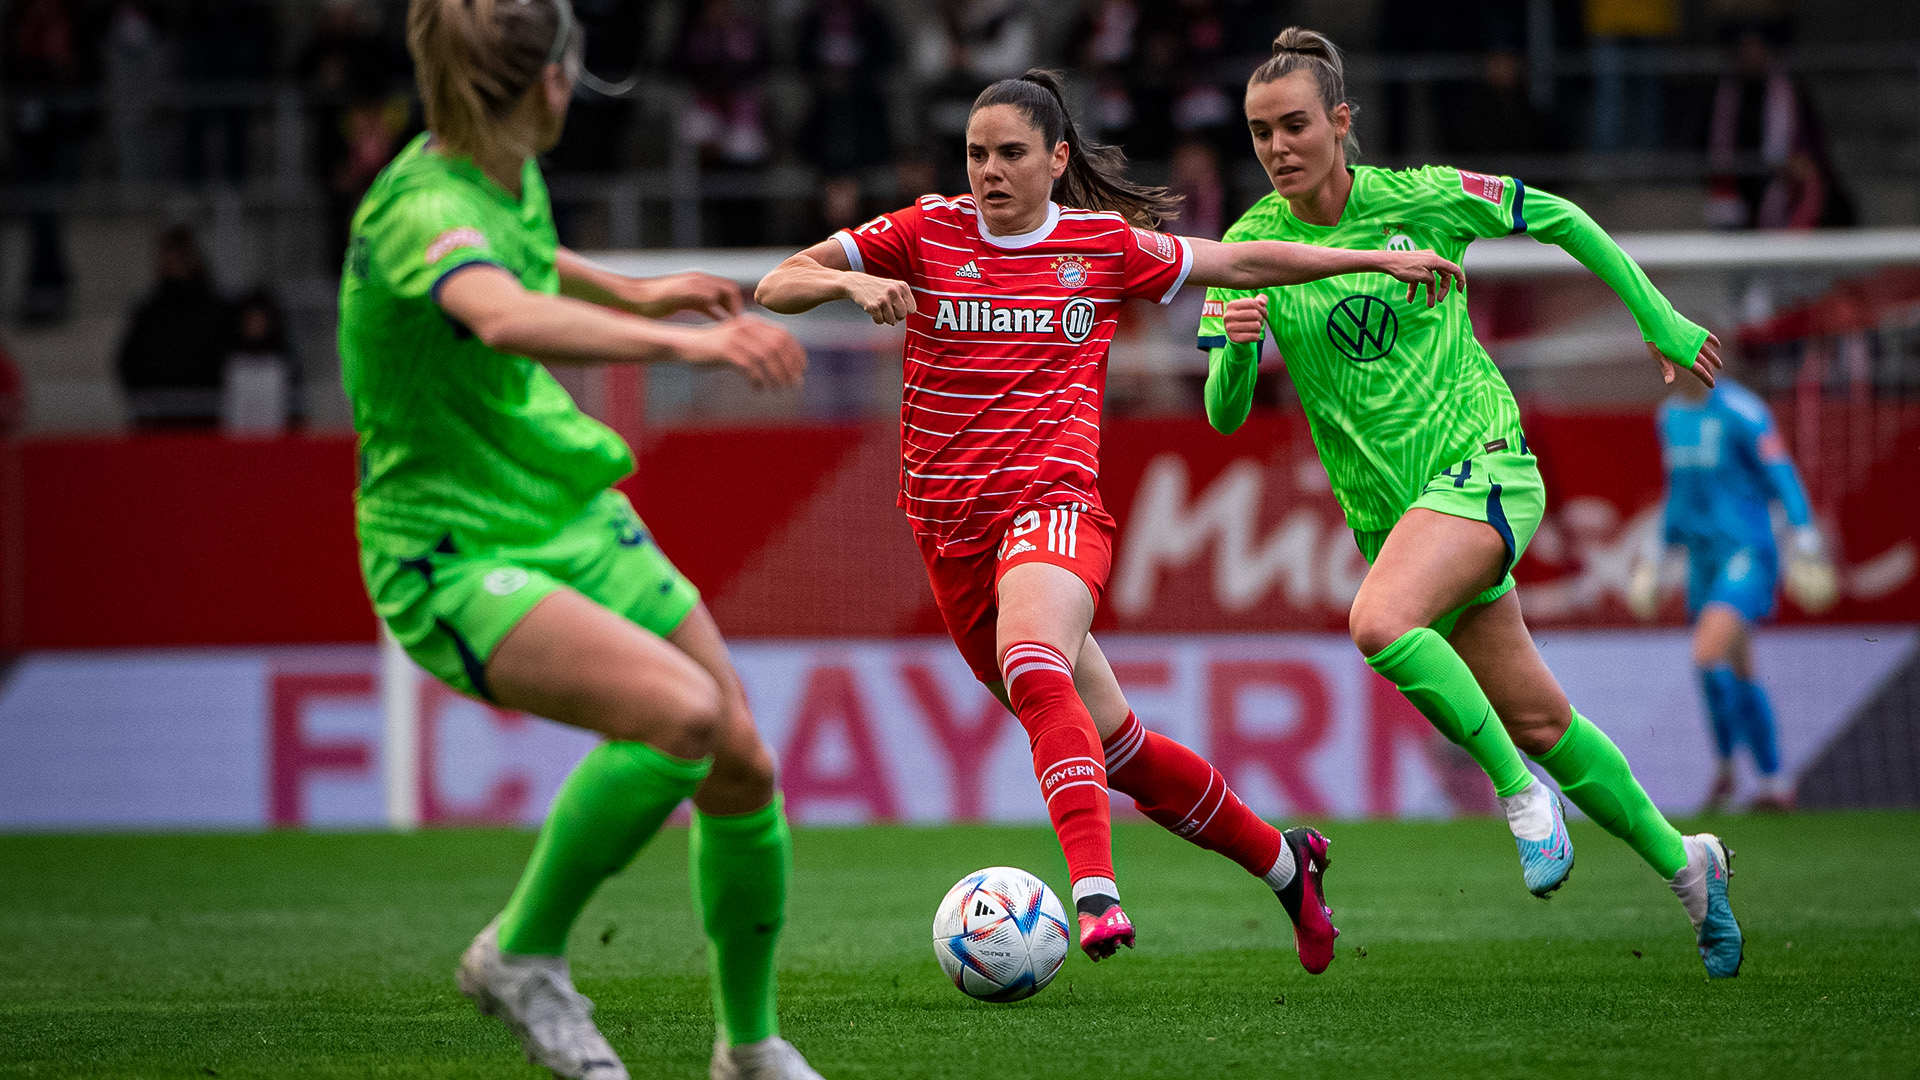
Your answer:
[429,258,508,303]
[1650,316,1711,369]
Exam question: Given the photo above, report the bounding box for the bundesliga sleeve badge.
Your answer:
[1131,226,1178,262]
[1459,171,1506,204]
[425,226,489,264]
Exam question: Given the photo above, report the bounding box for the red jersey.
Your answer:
[834,194,1193,555]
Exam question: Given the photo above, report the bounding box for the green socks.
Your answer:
[692,796,792,1047]
[1533,709,1689,879]
[492,740,792,1045]
[1368,628,1535,799]
[497,741,711,955]
[1367,628,1689,881]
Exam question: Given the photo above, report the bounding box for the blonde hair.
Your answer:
[1250,27,1359,165]
[407,0,578,162]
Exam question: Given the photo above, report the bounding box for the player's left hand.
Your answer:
[1653,332,1721,389]
[1784,526,1839,613]
[629,271,744,321]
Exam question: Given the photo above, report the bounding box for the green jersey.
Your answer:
[1200,165,1708,532]
[340,133,631,555]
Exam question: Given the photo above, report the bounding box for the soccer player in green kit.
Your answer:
[1198,28,1744,978]
[341,0,821,1076]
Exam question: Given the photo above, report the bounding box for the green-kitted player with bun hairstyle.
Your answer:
[341,0,822,1076]
[1199,27,1745,979]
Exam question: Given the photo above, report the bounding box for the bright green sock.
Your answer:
[496,741,710,956]
[692,795,791,1047]
[1533,709,1688,879]
[1367,628,1535,799]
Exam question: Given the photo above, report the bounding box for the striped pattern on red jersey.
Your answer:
[835,195,1192,555]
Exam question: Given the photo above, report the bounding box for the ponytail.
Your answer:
[1250,27,1360,165]
[969,69,1182,229]
[407,0,580,163]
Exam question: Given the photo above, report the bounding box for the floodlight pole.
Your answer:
[380,623,422,831]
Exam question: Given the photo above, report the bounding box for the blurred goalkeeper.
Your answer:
[1630,372,1836,812]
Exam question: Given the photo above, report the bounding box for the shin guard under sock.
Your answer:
[498,741,710,955]
[1367,628,1535,799]
[1734,675,1782,777]
[692,796,790,1046]
[1698,664,1742,761]
[1103,712,1285,880]
[1533,709,1688,879]
[1002,641,1115,891]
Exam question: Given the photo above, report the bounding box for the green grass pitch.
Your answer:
[3,812,1917,1079]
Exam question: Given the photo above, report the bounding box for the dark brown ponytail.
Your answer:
[969,69,1182,228]
[1250,27,1359,165]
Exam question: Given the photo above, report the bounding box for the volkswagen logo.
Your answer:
[1325,294,1398,362]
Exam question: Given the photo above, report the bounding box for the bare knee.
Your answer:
[607,668,723,758]
[1502,699,1571,757]
[698,735,777,814]
[1350,602,1420,659]
[1691,633,1733,669]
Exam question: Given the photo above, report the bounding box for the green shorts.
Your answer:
[361,489,700,700]
[1352,445,1546,639]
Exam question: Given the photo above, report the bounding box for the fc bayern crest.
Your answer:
[1053,256,1089,289]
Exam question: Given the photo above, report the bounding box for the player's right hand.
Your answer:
[1626,559,1661,622]
[1381,251,1467,307]
[846,273,915,325]
[699,315,807,390]
[1652,332,1722,389]
[1224,295,1267,344]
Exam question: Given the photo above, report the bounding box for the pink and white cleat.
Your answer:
[1076,902,1136,961]
[1274,826,1339,974]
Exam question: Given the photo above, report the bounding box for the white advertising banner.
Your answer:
[0,630,1908,829]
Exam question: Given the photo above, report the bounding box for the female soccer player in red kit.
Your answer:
[758,70,1463,969]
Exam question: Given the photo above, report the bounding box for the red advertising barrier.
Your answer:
[2,405,1915,649]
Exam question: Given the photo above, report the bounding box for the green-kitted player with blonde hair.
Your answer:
[1200,27,1745,978]
[341,0,821,1076]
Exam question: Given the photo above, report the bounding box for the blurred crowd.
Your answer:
[1,0,1859,238]
[0,0,1867,420]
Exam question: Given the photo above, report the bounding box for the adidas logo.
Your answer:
[956,260,982,279]
[1006,539,1035,556]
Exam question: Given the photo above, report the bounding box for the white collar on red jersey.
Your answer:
[976,200,1061,249]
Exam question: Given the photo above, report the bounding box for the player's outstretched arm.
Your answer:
[755,240,915,324]
[1186,238,1467,308]
[438,263,805,389]
[555,247,744,321]
[1524,188,1722,388]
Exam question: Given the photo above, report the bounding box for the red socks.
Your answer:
[1002,642,1115,891]
[1103,711,1285,880]
[1002,645,1285,894]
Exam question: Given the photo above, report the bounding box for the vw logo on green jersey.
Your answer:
[1326,293,1398,362]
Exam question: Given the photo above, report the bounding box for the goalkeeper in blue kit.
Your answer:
[1630,375,1836,811]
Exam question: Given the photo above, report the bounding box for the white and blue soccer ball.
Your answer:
[932,866,1071,1002]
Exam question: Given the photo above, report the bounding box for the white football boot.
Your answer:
[1668,833,1744,978]
[711,1036,826,1080]
[457,920,630,1080]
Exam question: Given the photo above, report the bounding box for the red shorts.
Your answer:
[916,503,1115,683]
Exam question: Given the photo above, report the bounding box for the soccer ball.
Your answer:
[931,866,1071,1002]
